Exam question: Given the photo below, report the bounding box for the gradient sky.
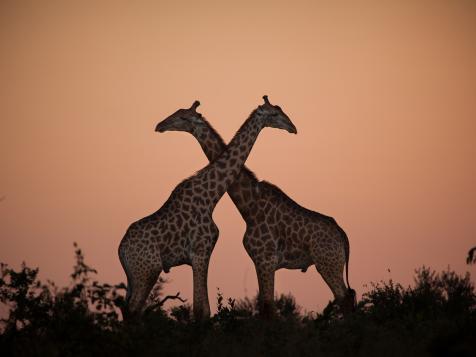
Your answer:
[1,0,475,313]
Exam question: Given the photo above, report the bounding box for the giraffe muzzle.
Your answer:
[287,123,298,134]
[155,122,169,132]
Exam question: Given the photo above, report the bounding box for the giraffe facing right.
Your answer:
[157,97,356,316]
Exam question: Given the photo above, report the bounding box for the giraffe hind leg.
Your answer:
[127,266,161,319]
[314,263,347,302]
[119,244,162,320]
[311,244,349,313]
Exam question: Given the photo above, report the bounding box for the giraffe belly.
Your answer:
[277,249,313,271]
[158,232,192,272]
[159,220,218,272]
[161,250,190,272]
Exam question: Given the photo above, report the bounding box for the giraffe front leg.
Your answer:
[255,261,276,319]
[191,255,211,321]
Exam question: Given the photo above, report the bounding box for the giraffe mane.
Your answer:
[235,108,260,136]
[201,115,226,148]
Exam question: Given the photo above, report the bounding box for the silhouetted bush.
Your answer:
[468,246,476,265]
[1,245,475,356]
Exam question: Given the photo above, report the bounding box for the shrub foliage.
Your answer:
[0,244,475,356]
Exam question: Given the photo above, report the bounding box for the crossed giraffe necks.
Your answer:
[192,121,259,220]
[187,112,264,209]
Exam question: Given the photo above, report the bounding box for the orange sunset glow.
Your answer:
[1,0,475,314]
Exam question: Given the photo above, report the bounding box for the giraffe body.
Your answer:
[245,181,354,315]
[158,99,355,316]
[119,179,219,319]
[119,97,296,320]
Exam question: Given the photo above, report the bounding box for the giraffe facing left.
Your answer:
[118,97,297,321]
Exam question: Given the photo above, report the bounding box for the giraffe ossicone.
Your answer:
[191,100,200,111]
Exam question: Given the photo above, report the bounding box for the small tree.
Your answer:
[0,243,129,332]
[0,262,53,332]
[467,247,476,265]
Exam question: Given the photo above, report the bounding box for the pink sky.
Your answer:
[1,0,475,313]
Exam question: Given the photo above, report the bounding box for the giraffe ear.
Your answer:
[263,95,270,105]
[191,100,200,111]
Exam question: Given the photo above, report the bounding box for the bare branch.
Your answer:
[159,292,187,307]
[144,292,187,314]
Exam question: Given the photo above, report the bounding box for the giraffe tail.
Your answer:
[339,226,357,311]
[339,226,352,291]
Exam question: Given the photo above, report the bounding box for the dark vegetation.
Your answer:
[0,244,475,357]
[467,246,476,265]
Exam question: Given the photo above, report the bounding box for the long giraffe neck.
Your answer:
[192,120,227,163]
[192,119,259,219]
[193,110,264,209]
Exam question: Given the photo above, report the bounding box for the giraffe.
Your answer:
[157,97,356,317]
[118,96,296,320]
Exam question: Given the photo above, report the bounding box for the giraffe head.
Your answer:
[257,95,297,134]
[155,100,205,133]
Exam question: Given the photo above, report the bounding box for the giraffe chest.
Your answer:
[158,212,218,269]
